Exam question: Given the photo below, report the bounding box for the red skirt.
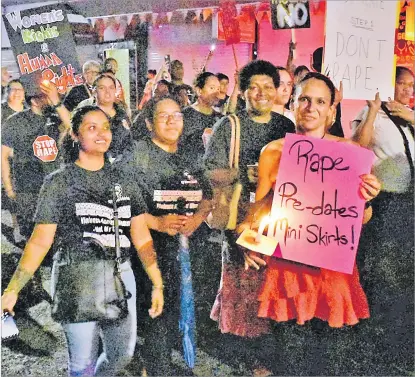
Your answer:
[210,262,271,338]
[211,258,370,336]
[258,257,370,328]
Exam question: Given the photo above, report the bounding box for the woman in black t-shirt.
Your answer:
[127,96,213,376]
[181,72,223,167]
[1,79,26,122]
[2,105,164,377]
[1,79,26,242]
[76,74,133,160]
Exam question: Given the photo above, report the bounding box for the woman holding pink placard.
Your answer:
[211,72,381,375]
[247,73,380,327]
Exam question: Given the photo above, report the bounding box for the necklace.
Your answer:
[321,133,326,139]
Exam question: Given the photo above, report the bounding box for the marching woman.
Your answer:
[212,72,381,375]
[271,66,296,124]
[352,66,414,374]
[1,79,26,244]
[1,105,164,376]
[126,96,213,376]
[75,74,133,160]
[251,73,379,326]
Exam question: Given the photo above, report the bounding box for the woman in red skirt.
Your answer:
[211,72,381,375]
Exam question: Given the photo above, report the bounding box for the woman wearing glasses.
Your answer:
[126,96,212,375]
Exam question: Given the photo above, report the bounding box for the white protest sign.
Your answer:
[324,1,398,100]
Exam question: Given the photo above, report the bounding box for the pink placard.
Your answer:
[269,134,375,274]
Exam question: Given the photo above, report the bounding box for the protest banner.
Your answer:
[324,1,398,100]
[268,134,375,274]
[218,0,241,45]
[395,1,415,69]
[3,4,83,95]
[270,0,311,30]
[217,9,255,44]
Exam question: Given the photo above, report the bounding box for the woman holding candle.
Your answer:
[247,73,380,326]
[212,72,381,375]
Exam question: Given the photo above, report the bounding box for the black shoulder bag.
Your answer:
[380,102,414,188]
[51,185,131,324]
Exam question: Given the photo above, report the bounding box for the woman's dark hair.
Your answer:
[297,72,336,105]
[143,95,180,123]
[216,73,229,82]
[275,66,292,81]
[239,60,280,92]
[155,79,173,93]
[194,72,217,89]
[62,105,110,163]
[103,57,117,74]
[396,66,414,79]
[294,65,310,77]
[311,47,323,73]
[92,74,117,88]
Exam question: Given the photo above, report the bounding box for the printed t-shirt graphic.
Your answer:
[33,135,58,162]
[153,170,203,215]
[1,109,61,194]
[34,163,147,257]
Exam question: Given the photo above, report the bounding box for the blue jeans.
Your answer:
[61,261,137,376]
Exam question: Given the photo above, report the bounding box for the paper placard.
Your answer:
[271,0,311,30]
[2,4,83,96]
[324,1,397,100]
[269,134,375,274]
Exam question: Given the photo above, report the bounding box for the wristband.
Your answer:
[52,101,63,110]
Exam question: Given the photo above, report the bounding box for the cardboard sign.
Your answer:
[271,0,311,30]
[217,6,255,43]
[324,1,398,100]
[33,135,58,162]
[3,4,83,96]
[269,134,375,274]
[219,0,241,45]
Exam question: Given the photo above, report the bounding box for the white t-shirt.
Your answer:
[351,105,414,193]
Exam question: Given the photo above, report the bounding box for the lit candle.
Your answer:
[255,215,269,243]
[210,44,216,51]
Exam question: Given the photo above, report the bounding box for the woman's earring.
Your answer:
[72,140,79,148]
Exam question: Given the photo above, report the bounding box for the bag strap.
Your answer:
[228,114,241,169]
[112,186,122,262]
[228,115,236,168]
[112,183,132,299]
[233,114,241,169]
[381,102,414,184]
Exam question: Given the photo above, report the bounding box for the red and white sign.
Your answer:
[33,135,58,162]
